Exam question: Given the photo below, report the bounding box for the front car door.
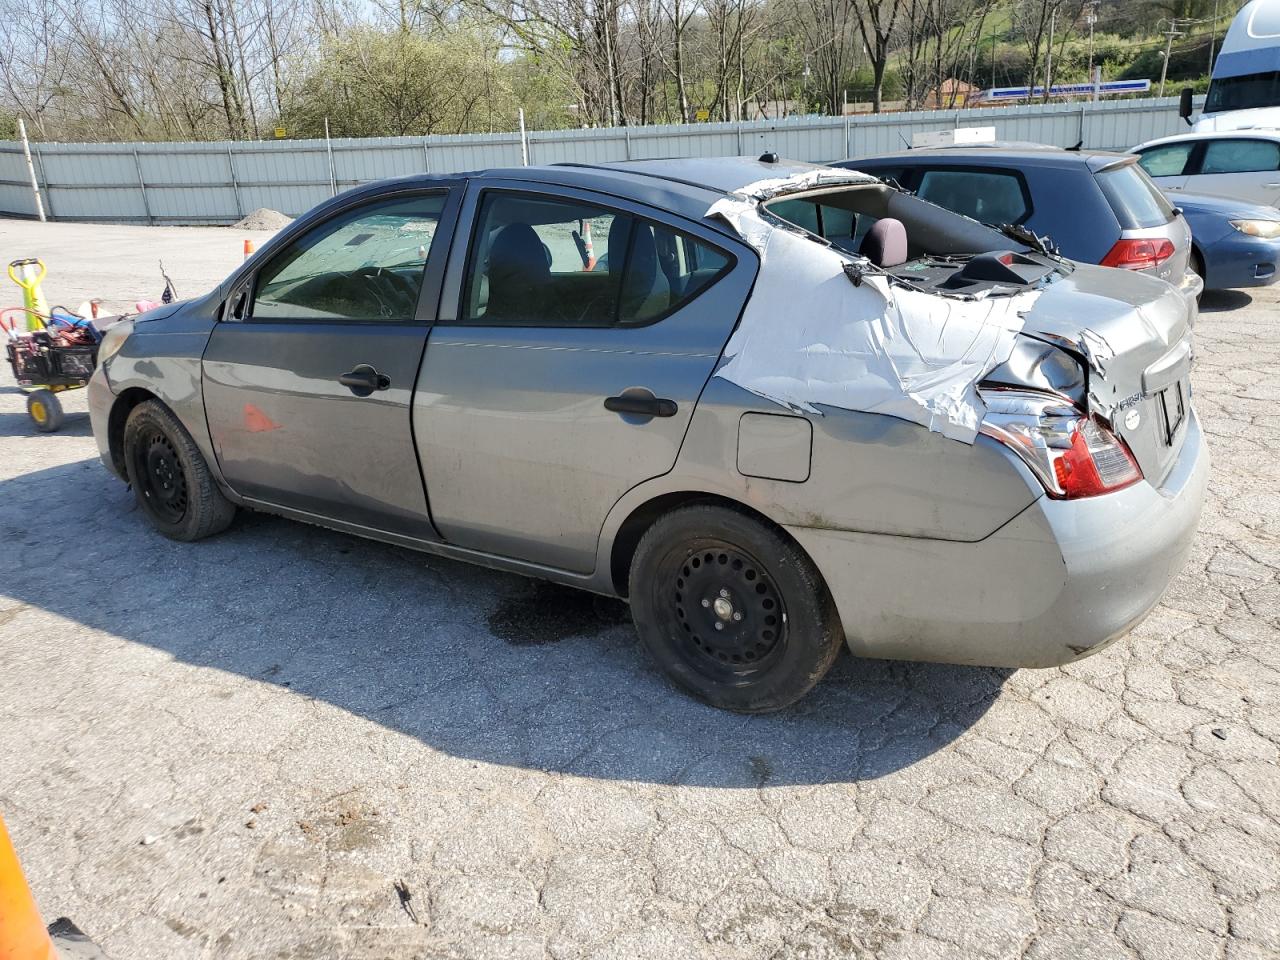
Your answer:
[202,185,460,537]
[1182,136,1280,206]
[1134,140,1196,195]
[413,181,755,573]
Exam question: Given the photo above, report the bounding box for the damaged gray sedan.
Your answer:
[88,156,1207,712]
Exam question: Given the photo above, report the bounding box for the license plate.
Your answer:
[1158,381,1186,445]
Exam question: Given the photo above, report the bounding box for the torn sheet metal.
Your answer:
[708,187,1041,444]
[730,167,876,202]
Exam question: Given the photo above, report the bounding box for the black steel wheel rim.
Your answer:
[659,540,788,682]
[134,429,188,524]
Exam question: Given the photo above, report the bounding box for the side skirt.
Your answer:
[237,496,623,599]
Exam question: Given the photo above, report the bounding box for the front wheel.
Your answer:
[629,504,844,713]
[122,400,236,541]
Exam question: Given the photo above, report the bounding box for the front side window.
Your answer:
[1200,138,1280,174]
[1137,143,1195,177]
[916,168,1030,225]
[462,192,730,327]
[253,193,446,322]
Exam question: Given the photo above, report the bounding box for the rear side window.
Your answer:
[462,192,730,327]
[1136,143,1195,177]
[1200,139,1280,174]
[915,168,1030,225]
[1096,164,1174,229]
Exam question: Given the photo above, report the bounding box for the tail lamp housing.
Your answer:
[1100,238,1176,271]
[980,390,1142,499]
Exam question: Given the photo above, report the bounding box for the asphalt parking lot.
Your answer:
[1,218,1278,960]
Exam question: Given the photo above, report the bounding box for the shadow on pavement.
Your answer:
[0,458,1010,787]
[1200,289,1253,313]
[0,410,93,438]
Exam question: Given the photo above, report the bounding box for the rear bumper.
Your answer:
[788,410,1209,668]
[1201,234,1280,290]
[1176,267,1204,305]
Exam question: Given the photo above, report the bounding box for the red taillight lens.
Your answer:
[1100,238,1176,270]
[1051,419,1142,498]
[980,392,1144,499]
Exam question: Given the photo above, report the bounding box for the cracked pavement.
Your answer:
[0,220,1277,959]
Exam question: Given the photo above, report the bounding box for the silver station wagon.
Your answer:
[88,156,1208,712]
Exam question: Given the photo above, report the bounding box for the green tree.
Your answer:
[281,24,511,137]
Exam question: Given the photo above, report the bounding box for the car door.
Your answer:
[1182,137,1280,206]
[413,181,755,573]
[202,185,461,537]
[1134,141,1196,195]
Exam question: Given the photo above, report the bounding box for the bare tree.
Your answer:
[853,0,903,113]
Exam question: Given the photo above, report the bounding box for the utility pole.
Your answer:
[1159,19,1185,99]
[17,118,45,223]
[1085,1,1100,100]
[1208,0,1221,73]
[1044,8,1056,102]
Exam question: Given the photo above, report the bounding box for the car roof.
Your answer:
[1133,129,1280,150]
[350,157,853,233]
[840,145,1133,174]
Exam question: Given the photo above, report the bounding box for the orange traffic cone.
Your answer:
[0,814,57,960]
[243,239,255,259]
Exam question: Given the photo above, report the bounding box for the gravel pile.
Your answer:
[233,208,293,230]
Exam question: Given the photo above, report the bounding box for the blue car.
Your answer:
[1173,191,1280,292]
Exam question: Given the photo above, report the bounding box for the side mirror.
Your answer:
[1179,88,1194,125]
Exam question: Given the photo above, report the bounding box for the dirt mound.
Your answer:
[233,208,293,230]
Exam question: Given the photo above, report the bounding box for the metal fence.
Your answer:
[0,95,1204,225]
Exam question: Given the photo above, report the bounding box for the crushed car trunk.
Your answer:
[708,171,1195,489]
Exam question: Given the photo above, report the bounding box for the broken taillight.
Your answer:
[1100,238,1175,271]
[980,391,1142,499]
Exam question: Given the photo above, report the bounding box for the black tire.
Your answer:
[629,503,844,713]
[122,400,236,541]
[27,390,64,432]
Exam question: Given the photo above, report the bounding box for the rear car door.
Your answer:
[414,181,755,572]
[1182,137,1280,206]
[203,186,460,537]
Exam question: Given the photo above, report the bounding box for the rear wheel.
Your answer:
[27,390,64,432]
[122,400,236,541]
[629,504,844,712]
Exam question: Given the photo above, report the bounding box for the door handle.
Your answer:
[604,394,678,418]
[339,364,390,397]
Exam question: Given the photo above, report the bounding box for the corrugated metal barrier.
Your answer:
[0,96,1204,224]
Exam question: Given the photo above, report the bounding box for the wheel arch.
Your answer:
[607,490,820,598]
[106,387,161,479]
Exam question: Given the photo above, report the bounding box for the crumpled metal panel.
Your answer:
[706,177,1041,444]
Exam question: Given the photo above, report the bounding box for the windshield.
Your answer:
[1096,164,1175,229]
[1205,70,1280,113]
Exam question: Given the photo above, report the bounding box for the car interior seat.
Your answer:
[607,219,670,321]
[485,223,550,321]
[859,217,908,268]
